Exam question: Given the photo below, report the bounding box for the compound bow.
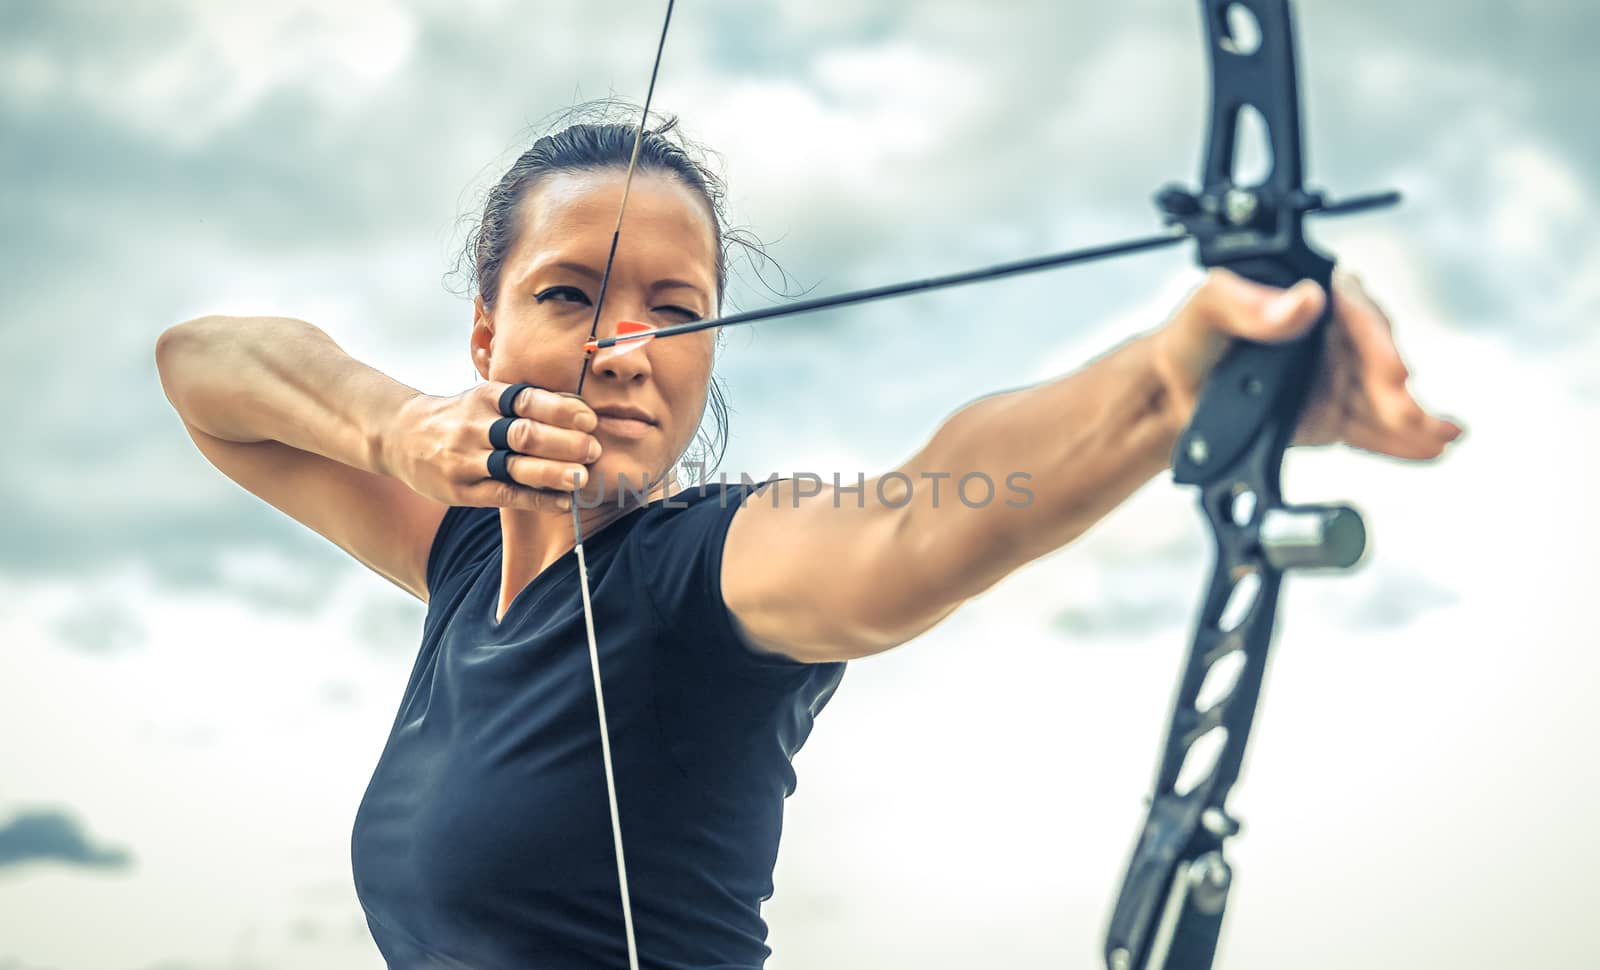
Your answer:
[563,3,1400,968]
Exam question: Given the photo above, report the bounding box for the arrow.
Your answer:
[583,189,1399,355]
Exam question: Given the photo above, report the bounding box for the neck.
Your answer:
[495,474,678,623]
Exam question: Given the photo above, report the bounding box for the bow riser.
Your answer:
[1105,2,1389,968]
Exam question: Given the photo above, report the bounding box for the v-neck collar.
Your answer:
[485,503,649,631]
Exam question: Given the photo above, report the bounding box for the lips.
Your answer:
[592,404,657,440]
[592,404,656,425]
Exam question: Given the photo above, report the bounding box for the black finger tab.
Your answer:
[498,382,538,417]
[487,449,516,485]
[489,415,516,451]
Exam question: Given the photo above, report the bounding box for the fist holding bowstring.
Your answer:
[381,383,600,512]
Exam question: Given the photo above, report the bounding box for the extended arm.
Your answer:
[723,326,1180,664]
[723,270,1457,664]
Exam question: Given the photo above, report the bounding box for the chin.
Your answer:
[585,463,668,506]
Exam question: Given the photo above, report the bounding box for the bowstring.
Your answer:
[569,4,675,968]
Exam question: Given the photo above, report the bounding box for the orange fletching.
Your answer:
[584,319,658,355]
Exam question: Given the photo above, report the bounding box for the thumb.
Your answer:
[1259,278,1327,339]
[1196,268,1327,343]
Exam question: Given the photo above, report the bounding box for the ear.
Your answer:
[470,295,494,381]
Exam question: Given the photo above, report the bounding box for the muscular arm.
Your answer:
[723,329,1183,664]
[156,315,445,601]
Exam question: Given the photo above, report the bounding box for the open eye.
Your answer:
[534,285,592,306]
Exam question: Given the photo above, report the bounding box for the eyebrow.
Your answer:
[649,278,705,294]
[542,260,601,283]
[534,261,708,298]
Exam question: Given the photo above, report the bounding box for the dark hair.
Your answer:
[455,103,767,477]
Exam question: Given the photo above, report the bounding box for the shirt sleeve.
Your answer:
[629,484,822,686]
[425,505,502,598]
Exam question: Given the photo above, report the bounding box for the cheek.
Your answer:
[494,318,584,381]
[659,342,715,426]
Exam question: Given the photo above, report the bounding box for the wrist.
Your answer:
[1133,330,1191,467]
[371,391,427,480]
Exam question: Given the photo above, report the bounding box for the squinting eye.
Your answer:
[534,286,591,305]
[657,305,700,322]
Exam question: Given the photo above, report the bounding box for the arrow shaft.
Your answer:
[595,227,1190,347]
[591,189,1397,349]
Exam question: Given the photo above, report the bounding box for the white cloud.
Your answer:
[0,566,410,969]
[4,0,1599,967]
[1,1,418,147]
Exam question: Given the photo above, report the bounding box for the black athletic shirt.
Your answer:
[351,484,846,969]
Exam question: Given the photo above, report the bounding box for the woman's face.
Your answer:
[472,169,719,503]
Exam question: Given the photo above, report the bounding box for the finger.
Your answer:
[1328,370,1464,450]
[1298,342,1462,453]
[1334,335,1462,445]
[1340,346,1465,446]
[1330,269,1409,388]
[501,454,591,492]
[501,384,597,432]
[500,418,601,464]
[1338,412,1460,461]
[1190,268,1328,343]
[1319,312,1449,441]
[466,480,573,512]
[1337,389,1465,457]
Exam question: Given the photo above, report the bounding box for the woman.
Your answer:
[154,117,1461,969]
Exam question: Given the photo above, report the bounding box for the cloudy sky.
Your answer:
[2,1,1596,968]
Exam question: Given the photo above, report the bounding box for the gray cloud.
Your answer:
[1051,596,1188,640]
[0,5,1592,970]
[351,593,427,657]
[317,680,358,709]
[1342,567,1461,631]
[132,720,220,747]
[3,0,1593,615]
[0,808,133,871]
[50,600,147,653]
